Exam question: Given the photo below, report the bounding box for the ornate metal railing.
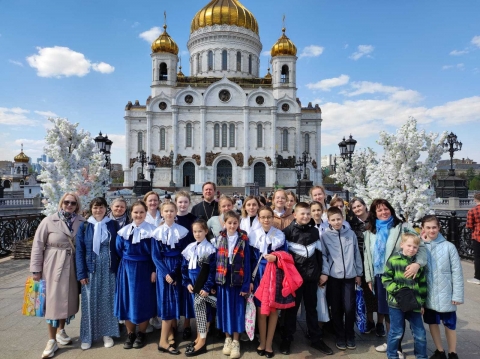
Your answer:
[436,212,473,260]
[0,214,45,252]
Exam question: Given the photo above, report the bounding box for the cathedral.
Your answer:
[123,0,323,188]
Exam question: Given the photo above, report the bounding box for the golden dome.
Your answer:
[271,28,297,57]
[14,145,30,163]
[264,68,272,79]
[151,25,179,55]
[191,0,259,35]
[177,66,185,78]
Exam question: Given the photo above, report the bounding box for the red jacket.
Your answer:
[467,204,480,242]
[254,251,303,315]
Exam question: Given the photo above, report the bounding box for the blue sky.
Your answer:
[1,0,479,168]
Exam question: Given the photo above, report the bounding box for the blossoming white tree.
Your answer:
[332,117,446,222]
[38,118,110,215]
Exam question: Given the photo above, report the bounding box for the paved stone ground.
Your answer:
[0,257,478,359]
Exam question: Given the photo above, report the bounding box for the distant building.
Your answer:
[436,158,480,177]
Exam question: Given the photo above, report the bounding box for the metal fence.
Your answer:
[0,214,45,252]
[436,211,473,260]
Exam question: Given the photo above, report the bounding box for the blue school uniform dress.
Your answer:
[151,223,189,321]
[114,221,157,324]
[249,226,286,307]
[176,213,198,319]
[181,240,216,321]
[214,230,251,334]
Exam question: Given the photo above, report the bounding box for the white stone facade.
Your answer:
[124,23,322,188]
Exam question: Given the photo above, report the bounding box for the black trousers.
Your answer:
[327,277,356,341]
[283,281,323,342]
[473,240,480,280]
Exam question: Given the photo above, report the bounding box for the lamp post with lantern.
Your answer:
[169,149,175,189]
[94,131,114,197]
[338,134,357,202]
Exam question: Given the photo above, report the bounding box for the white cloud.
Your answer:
[349,45,374,60]
[442,63,464,70]
[92,62,115,74]
[449,49,469,56]
[26,46,114,78]
[132,21,140,28]
[139,27,162,43]
[471,35,480,48]
[0,107,38,126]
[34,110,58,118]
[341,81,422,103]
[344,44,349,49]
[299,45,324,58]
[261,50,271,57]
[306,74,350,91]
[9,59,23,67]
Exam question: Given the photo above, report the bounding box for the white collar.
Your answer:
[182,239,215,269]
[240,216,261,234]
[117,221,156,244]
[249,226,285,254]
[146,210,162,226]
[152,222,189,248]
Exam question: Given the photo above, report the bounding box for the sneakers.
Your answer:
[55,329,72,345]
[375,323,386,337]
[81,342,91,350]
[230,340,241,359]
[467,278,480,285]
[336,341,347,350]
[133,331,146,349]
[103,336,114,348]
[279,340,291,355]
[398,351,405,359]
[149,316,162,329]
[42,339,58,358]
[346,339,356,350]
[146,324,154,333]
[375,343,388,352]
[124,332,136,349]
[311,340,334,355]
[448,353,459,359]
[365,320,376,333]
[223,338,233,355]
[430,350,447,359]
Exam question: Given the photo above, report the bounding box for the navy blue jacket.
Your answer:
[76,220,120,280]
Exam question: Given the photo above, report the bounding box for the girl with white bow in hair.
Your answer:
[76,197,121,350]
[151,202,190,355]
[114,201,157,350]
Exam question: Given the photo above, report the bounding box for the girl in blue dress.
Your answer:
[114,201,157,350]
[151,202,189,355]
[181,219,216,357]
[175,190,197,340]
[214,210,251,359]
[249,206,287,358]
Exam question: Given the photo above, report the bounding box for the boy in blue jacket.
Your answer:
[320,206,363,350]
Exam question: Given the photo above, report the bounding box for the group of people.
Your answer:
[29,183,467,359]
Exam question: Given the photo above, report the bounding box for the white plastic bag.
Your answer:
[316,285,330,322]
[245,294,256,340]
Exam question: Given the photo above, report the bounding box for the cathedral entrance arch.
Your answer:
[216,160,232,186]
[183,162,195,187]
[253,162,266,187]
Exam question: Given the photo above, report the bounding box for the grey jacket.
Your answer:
[321,225,363,279]
[425,233,464,312]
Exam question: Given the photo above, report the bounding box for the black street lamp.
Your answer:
[301,151,311,180]
[295,159,303,202]
[274,150,279,187]
[148,159,156,191]
[136,150,148,180]
[443,132,462,176]
[94,132,106,152]
[338,134,357,201]
[169,149,175,188]
[94,131,114,197]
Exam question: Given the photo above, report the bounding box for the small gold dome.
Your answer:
[271,28,297,57]
[264,68,272,79]
[151,25,179,55]
[177,66,185,78]
[14,146,30,163]
[191,0,259,35]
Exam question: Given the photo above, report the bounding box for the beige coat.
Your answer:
[30,213,85,320]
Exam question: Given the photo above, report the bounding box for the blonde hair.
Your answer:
[309,185,326,197]
[401,233,421,246]
[160,201,177,214]
[143,191,161,207]
[174,190,191,203]
[241,196,261,218]
[271,189,288,210]
[219,195,235,206]
[58,192,82,214]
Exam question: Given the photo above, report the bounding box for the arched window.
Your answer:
[248,54,252,74]
[214,124,220,147]
[222,124,228,147]
[281,65,289,83]
[229,124,235,147]
[305,133,310,152]
[138,132,143,152]
[159,62,168,81]
[196,53,200,73]
[282,129,289,151]
[222,50,227,70]
[257,124,263,148]
[236,51,242,71]
[186,123,192,147]
[160,128,166,150]
[208,51,214,71]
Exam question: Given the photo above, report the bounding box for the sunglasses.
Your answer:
[63,200,77,206]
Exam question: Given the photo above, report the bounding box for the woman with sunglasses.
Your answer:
[30,193,85,358]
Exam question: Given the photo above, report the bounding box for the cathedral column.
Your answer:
[315,119,322,185]
[295,114,302,158]
[199,107,207,182]
[271,108,277,186]
[146,113,152,158]
[172,107,179,185]
[124,117,131,186]
[243,107,250,185]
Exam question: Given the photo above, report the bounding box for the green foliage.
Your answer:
[469,176,480,190]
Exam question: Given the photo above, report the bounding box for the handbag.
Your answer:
[245,294,256,341]
[355,285,367,332]
[316,285,330,322]
[394,287,420,312]
[22,277,46,317]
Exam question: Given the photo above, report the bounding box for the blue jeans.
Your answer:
[388,307,427,359]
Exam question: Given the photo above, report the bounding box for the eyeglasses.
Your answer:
[259,216,273,220]
[63,200,77,207]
